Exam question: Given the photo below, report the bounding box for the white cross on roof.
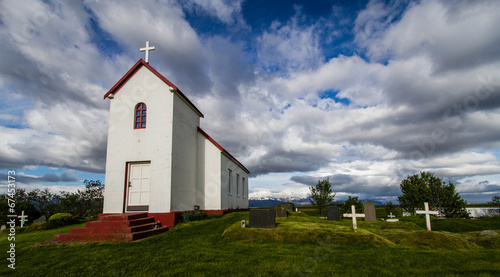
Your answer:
[140,41,156,63]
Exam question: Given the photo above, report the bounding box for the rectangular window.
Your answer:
[242,177,245,198]
[228,169,232,194]
[236,174,240,196]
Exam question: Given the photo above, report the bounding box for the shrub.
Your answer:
[182,211,208,223]
[182,211,224,223]
[45,213,75,229]
[49,213,73,221]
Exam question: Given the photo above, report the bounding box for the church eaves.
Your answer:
[103,59,204,118]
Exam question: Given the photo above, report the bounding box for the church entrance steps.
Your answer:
[53,213,168,242]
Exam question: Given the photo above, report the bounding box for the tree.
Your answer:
[80,179,104,217]
[309,178,336,216]
[60,180,104,217]
[398,171,468,218]
[341,196,363,215]
[0,189,40,226]
[489,196,500,206]
[28,188,60,217]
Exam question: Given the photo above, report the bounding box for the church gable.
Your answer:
[104,59,204,118]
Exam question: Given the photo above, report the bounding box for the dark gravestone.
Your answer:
[276,205,288,218]
[363,201,376,222]
[33,215,46,223]
[326,206,340,221]
[249,208,276,228]
[282,204,294,213]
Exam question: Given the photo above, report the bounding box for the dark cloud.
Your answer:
[0,170,78,184]
[0,0,499,203]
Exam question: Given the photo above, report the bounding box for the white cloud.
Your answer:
[1,0,499,204]
[182,0,247,27]
[257,6,323,73]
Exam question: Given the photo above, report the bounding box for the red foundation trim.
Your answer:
[147,212,183,229]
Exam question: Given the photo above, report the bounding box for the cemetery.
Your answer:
[1,202,500,276]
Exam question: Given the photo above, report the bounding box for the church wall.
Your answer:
[103,67,174,214]
[170,93,201,211]
[220,154,249,210]
[196,133,222,210]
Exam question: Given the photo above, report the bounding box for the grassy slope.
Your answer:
[1,212,500,276]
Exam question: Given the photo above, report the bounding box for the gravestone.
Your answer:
[326,206,340,221]
[249,208,276,228]
[281,204,294,213]
[276,205,288,218]
[363,201,376,222]
[0,225,5,231]
[386,212,399,222]
[33,215,47,223]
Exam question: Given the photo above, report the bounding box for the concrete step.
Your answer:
[53,213,167,242]
[98,213,149,221]
[53,232,133,242]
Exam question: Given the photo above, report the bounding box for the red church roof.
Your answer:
[103,59,204,118]
[198,127,250,174]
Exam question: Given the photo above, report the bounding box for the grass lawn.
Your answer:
[1,212,500,276]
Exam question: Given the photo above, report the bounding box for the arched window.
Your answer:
[134,103,147,129]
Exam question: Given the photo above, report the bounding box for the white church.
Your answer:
[101,42,249,229]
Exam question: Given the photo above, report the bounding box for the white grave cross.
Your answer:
[415,202,439,231]
[387,212,395,219]
[343,205,365,232]
[140,41,156,63]
[18,210,28,228]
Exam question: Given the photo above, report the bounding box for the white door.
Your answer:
[127,162,150,210]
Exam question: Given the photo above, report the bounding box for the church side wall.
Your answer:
[196,133,222,210]
[220,154,249,210]
[103,67,174,214]
[170,93,200,211]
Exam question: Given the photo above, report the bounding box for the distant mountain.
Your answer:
[249,197,311,207]
[249,197,385,207]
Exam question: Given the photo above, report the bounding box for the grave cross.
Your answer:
[140,41,156,63]
[415,202,439,231]
[343,205,365,232]
[387,212,396,219]
[18,210,28,228]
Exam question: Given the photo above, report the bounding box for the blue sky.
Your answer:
[1,0,500,204]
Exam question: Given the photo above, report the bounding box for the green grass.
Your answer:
[1,212,500,276]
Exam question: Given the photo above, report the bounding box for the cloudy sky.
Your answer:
[1,0,499,204]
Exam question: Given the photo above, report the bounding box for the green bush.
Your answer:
[45,213,75,229]
[182,211,224,223]
[182,211,208,223]
[49,213,73,221]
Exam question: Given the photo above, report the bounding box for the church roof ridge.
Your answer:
[197,126,250,174]
[103,59,204,118]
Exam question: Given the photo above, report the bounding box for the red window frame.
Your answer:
[134,103,147,129]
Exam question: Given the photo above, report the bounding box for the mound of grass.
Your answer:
[401,216,500,232]
[471,235,500,249]
[2,211,500,276]
[385,230,478,249]
[223,214,396,248]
